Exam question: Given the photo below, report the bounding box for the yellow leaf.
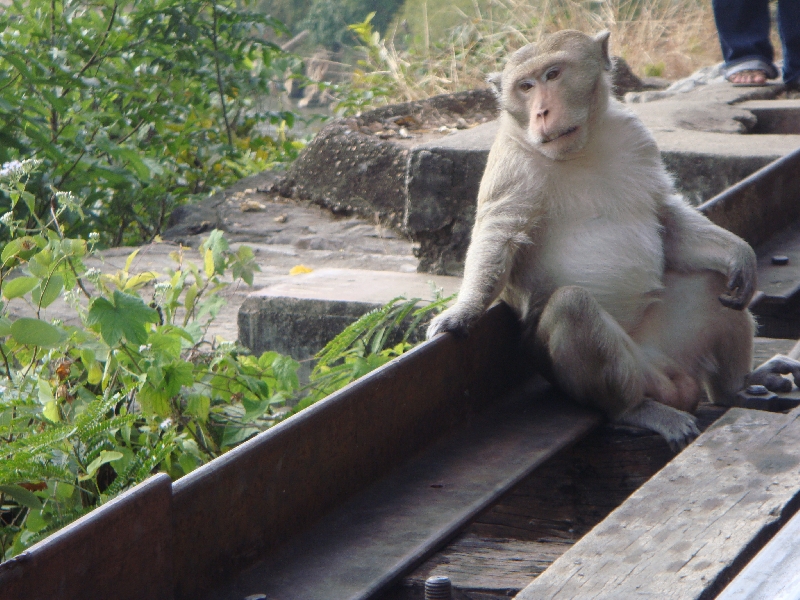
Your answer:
[88,361,103,385]
[204,249,215,277]
[289,265,313,276]
[43,401,60,423]
[123,271,158,292]
[124,248,141,273]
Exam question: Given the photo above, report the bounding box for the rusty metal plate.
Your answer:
[205,380,599,600]
[700,144,800,248]
[0,473,173,600]
[171,303,532,599]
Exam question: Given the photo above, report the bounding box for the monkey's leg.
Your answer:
[534,285,699,451]
[639,272,755,407]
[706,308,756,405]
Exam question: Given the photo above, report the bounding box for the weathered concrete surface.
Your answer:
[272,90,499,231]
[238,268,461,369]
[270,59,664,235]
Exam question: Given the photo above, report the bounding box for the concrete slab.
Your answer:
[238,268,462,371]
[739,99,800,134]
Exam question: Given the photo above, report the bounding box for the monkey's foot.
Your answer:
[615,399,700,452]
[746,355,800,393]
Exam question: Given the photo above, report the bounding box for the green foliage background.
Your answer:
[0,0,304,247]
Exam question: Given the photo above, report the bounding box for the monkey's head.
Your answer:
[489,30,612,160]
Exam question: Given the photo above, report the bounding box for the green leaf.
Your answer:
[38,377,54,404]
[0,485,44,510]
[186,394,210,422]
[199,230,229,275]
[88,362,103,385]
[3,276,38,299]
[33,274,64,308]
[243,396,270,420]
[1,237,38,264]
[81,450,124,480]
[178,452,199,475]
[0,317,11,336]
[150,332,182,359]
[25,510,48,533]
[10,318,63,347]
[273,354,300,392]
[86,291,159,346]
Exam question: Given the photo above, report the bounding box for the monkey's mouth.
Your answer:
[541,126,579,144]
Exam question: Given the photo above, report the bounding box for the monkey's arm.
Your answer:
[659,195,757,309]
[427,193,538,339]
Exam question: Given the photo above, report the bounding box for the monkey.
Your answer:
[426,30,784,451]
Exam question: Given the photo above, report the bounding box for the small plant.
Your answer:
[300,292,453,409]
[644,62,666,77]
[324,13,402,116]
[0,161,299,558]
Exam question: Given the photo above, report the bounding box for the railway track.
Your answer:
[3,147,800,600]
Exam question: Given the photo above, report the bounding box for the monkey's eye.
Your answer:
[519,80,534,92]
[545,68,561,81]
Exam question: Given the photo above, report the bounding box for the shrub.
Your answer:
[0,0,304,247]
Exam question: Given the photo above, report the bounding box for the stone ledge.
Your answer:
[237,268,462,374]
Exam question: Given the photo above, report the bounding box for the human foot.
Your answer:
[728,69,768,85]
[724,59,777,86]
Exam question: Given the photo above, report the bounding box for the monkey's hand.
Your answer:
[719,244,757,310]
[426,304,483,340]
[746,355,800,393]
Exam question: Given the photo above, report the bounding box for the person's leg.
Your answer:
[713,0,778,83]
[777,0,800,86]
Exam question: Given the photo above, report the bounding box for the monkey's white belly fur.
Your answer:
[526,214,665,330]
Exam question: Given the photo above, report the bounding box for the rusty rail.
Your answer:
[0,304,600,600]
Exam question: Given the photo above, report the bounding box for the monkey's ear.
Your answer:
[487,72,503,97]
[594,30,612,71]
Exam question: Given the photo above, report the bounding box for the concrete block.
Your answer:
[237,268,462,371]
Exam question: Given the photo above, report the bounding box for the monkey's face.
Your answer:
[492,31,612,160]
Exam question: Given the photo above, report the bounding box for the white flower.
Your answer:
[0,159,40,179]
[88,232,100,243]
[64,289,81,308]
[0,160,24,178]
[0,212,14,227]
[159,418,173,430]
[54,190,79,211]
[85,268,102,284]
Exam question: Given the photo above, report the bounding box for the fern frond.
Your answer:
[313,298,405,370]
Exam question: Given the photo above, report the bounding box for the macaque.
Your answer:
[426,30,775,451]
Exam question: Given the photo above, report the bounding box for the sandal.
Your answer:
[725,59,779,86]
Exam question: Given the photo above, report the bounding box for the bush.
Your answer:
[0,0,304,247]
[0,162,452,560]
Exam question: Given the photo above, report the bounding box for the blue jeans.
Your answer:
[712,0,800,85]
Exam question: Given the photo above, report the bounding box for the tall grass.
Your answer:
[354,0,722,102]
